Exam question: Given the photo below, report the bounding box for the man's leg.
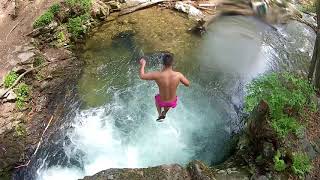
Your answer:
[155,101,161,117]
[162,107,170,117]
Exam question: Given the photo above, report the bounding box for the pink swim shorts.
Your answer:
[155,94,178,108]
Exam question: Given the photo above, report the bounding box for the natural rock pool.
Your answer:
[15,7,316,180]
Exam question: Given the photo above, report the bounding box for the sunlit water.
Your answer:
[15,13,315,180]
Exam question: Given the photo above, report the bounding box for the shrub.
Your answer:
[4,71,18,88]
[15,83,30,110]
[292,153,312,176]
[33,11,54,28]
[67,14,90,38]
[49,3,61,15]
[245,73,316,138]
[33,3,60,29]
[274,150,286,171]
[66,0,92,12]
[271,117,303,138]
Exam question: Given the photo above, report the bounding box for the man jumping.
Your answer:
[139,52,190,122]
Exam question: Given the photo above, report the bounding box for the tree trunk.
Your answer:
[308,34,319,81]
[309,0,320,89]
[314,35,320,89]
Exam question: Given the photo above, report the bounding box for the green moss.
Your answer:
[245,73,316,138]
[15,83,30,110]
[274,150,286,172]
[3,71,18,88]
[56,31,66,43]
[33,55,45,67]
[66,0,92,12]
[15,123,27,137]
[67,14,90,38]
[292,152,312,176]
[33,11,54,28]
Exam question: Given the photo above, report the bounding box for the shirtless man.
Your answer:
[139,52,190,122]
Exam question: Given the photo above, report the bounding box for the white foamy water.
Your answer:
[33,16,316,180]
[35,16,264,180]
[36,75,231,180]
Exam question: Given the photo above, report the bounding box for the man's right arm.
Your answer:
[139,58,159,80]
[179,73,190,87]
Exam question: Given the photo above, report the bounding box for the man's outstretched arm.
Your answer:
[180,73,190,87]
[139,58,158,80]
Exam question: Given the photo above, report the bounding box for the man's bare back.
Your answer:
[139,52,189,122]
[155,70,189,102]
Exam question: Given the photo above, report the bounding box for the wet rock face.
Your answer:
[0,41,81,179]
[81,164,191,180]
[81,160,252,180]
[0,101,26,178]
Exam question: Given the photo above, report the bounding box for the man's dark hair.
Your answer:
[162,52,174,67]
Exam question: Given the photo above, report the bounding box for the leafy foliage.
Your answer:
[67,14,90,38]
[33,4,60,28]
[245,73,316,138]
[15,83,30,110]
[271,117,303,138]
[273,150,286,171]
[33,11,54,28]
[66,0,92,12]
[292,153,312,176]
[49,3,61,15]
[4,71,18,88]
[56,31,66,43]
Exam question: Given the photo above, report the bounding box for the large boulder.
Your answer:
[80,160,251,180]
[81,164,191,180]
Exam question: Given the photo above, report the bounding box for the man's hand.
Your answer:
[140,58,146,66]
[139,58,158,80]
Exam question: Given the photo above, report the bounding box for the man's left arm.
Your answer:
[139,58,158,80]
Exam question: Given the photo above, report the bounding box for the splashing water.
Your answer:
[16,14,315,180]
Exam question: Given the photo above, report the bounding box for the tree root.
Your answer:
[6,17,25,41]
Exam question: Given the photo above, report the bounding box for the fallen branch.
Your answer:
[15,116,54,169]
[119,0,170,16]
[6,17,25,41]
[198,3,216,7]
[196,5,215,12]
[0,62,50,99]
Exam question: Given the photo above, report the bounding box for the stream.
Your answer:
[15,8,316,180]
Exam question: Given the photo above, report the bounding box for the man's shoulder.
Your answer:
[173,71,183,77]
